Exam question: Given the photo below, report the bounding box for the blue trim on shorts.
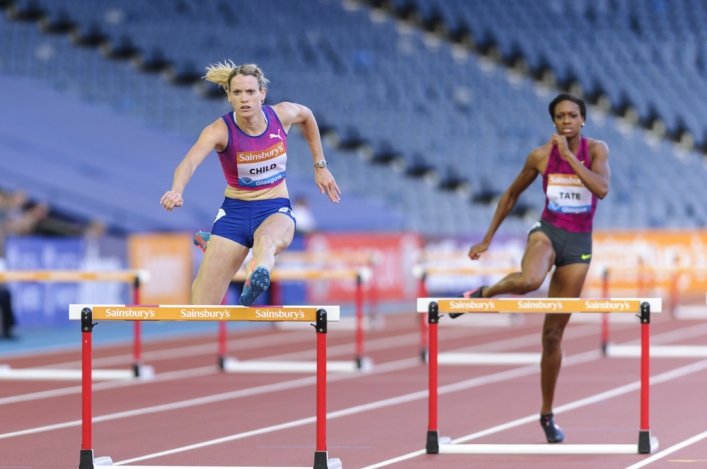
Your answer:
[211,197,295,248]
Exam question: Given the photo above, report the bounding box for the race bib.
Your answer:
[546,174,592,214]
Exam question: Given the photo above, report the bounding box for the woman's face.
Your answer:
[553,100,584,138]
[227,74,266,118]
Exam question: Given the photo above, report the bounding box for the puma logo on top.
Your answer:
[269,129,282,140]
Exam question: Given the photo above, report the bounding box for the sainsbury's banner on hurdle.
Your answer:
[79,305,320,322]
[305,232,423,303]
[128,233,192,305]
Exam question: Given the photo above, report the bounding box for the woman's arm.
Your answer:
[160,120,227,211]
[551,135,610,199]
[273,102,340,203]
[468,149,543,259]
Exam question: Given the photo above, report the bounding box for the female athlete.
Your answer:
[456,93,610,443]
[160,62,340,306]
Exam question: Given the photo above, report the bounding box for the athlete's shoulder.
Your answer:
[529,142,553,161]
[586,138,609,158]
[198,116,229,147]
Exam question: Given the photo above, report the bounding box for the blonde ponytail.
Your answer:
[203,60,236,88]
[203,61,269,90]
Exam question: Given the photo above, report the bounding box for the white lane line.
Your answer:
[0,319,544,406]
[112,351,602,465]
[0,365,217,406]
[624,428,707,468]
[361,358,707,468]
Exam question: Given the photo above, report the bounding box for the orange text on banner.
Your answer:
[91,306,319,321]
[437,299,642,314]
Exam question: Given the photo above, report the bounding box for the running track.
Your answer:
[2,310,707,469]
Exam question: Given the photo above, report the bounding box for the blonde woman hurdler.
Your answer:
[160,62,340,306]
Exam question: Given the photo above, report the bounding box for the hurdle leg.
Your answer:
[355,274,365,368]
[79,308,95,469]
[601,268,610,355]
[419,274,428,363]
[218,294,228,370]
[426,301,440,453]
[132,277,142,377]
[313,309,342,469]
[638,301,658,453]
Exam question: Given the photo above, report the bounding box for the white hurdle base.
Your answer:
[117,459,342,469]
[439,443,641,454]
[222,357,370,373]
[606,344,707,357]
[0,365,147,381]
[674,305,707,319]
[439,353,541,365]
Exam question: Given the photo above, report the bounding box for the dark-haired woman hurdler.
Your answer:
[160,62,340,307]
[455,93,611,443]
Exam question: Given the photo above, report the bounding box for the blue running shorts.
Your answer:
[211,197,296,248]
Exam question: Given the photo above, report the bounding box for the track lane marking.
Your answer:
[362,358,707,468]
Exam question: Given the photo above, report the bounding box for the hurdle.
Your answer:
[419,297,661,455]
[70,303,342,469]
[593,267,707,358]
[222,267,373,373]
[0,270,152,380]
[413,265,523,364]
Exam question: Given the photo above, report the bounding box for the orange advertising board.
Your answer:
[127,233,193,304]
[305,232,423,302]
[588,230,707,302]
[436,298,642,314]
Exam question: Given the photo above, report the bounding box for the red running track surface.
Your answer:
[1,311,707,469]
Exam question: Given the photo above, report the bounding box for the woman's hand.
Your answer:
[314,168,341,203]
[160,191,183,211]
[550,134,572,160]
[468,239,490,260]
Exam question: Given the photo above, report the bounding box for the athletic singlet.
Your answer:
[540,137,597,233]
[217,106,288,191]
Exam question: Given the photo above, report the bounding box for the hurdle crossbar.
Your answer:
[0,270,150,380]
[421,297,660,456]
[71,304,341,469]
[227,267,372,371]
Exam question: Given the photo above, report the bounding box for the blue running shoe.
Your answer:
[449,286,486,319]
[540,413,565,443]
[193,231,211,253]
[239,266,271,306]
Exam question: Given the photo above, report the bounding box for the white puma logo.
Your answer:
[269,129,282,140]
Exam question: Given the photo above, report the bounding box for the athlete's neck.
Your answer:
[235,109,267,136]
[567,134,582,154]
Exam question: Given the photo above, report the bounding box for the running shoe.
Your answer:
[449,286,486,319]
[193,231,211,253]
[239,266,271,307]
[540,413,565,443]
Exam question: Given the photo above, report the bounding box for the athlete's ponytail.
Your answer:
[203,61,269,91]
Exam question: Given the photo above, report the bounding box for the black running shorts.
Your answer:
[527,219,592,267]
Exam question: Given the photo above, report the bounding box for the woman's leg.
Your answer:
[540,262,590,414]
[248,213,295,275]
[482,231,556,298]
[192,235,250,305]
[239,213,295,306]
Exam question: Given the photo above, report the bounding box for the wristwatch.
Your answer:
[313,160,327,168]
